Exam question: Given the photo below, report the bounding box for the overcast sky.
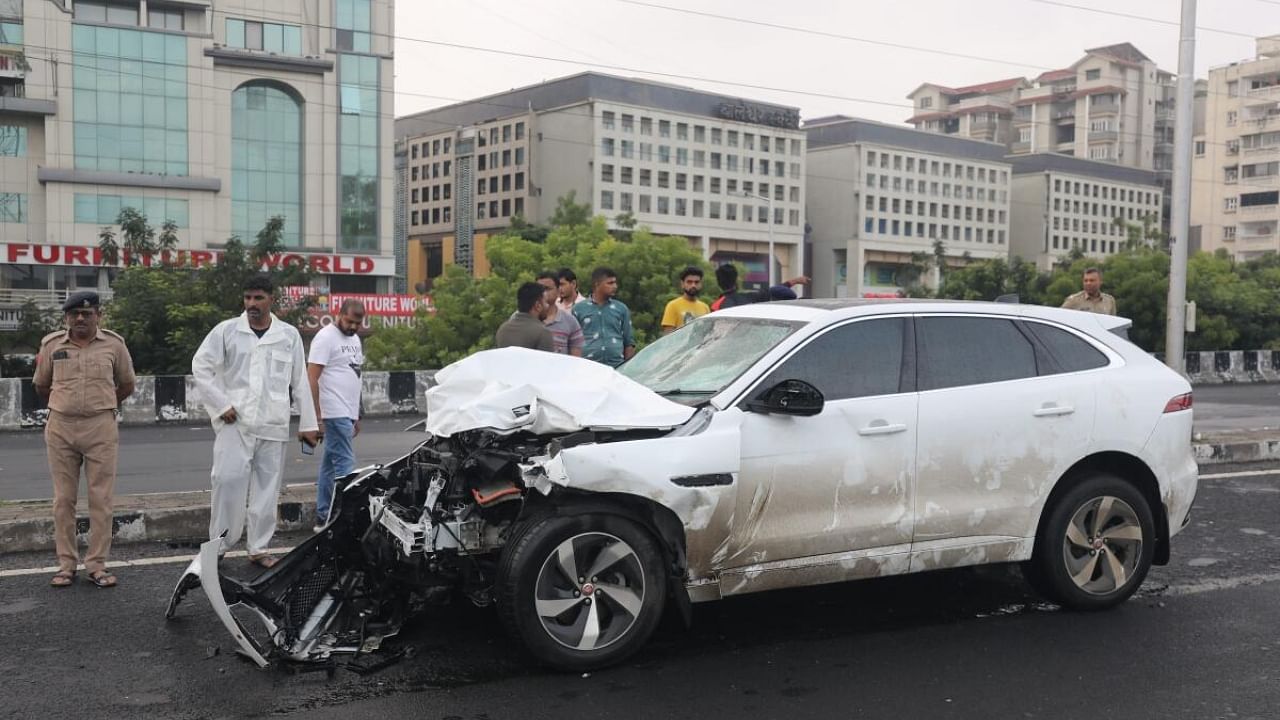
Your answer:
[393,0,1272,124]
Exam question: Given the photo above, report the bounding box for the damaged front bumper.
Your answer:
[166,466,412,668]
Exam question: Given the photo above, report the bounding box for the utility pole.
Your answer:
[1165,0,1196,375]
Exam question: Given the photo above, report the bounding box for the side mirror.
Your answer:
[745,379,825,417]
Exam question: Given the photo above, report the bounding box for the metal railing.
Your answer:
[0,288,114,308]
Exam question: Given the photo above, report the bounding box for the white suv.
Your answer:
[169,300,1198,673]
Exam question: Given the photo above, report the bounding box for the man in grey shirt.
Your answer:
[495,282,555,351]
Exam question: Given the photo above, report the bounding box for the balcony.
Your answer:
[1088,130,1119,143]
[1244,114,1280,130]
[1240,203,1279,216]
[1054,108,1076,122]
[1242,144,1279,157]
[1245,85,1280,105]
[1011,141,1032,153]
[1090,100,1120,115]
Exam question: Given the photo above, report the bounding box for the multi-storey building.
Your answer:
[1009,154,1163,270]
[805,117,1012,299]
[395,72,807,291]
[0,0,396,328]
[1192,35,1280,260]
[908,44,1175,228]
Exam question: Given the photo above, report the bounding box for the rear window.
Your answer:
[917,316,1037,391]
[1025,322,1109,374]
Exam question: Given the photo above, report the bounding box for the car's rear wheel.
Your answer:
[1029,474,1155,610]
[497,513,667,671]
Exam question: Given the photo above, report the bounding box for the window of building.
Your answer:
[600,190,614,210]
[620,192,633,212]
[694,125,706,143]
[74,1,139,25]
[148,6,185,31]
[73,25,190,176]
[621,166,633,185]
[0,125,26,157]
[601,164,614,183]
[640,117,652,135]
[621,114,634,132]
[1224,196,1238,212]
[1085,69,1101,81]
[676,148,688,166]
[602,111,615,130]
[602,138,615,156]
[676,173,687,191]
[514,173,523,191]
[621,140,634,159]
[337,54,381,249]
[658,196,669,214]
[677,123,688,140]
[335,0,372,51]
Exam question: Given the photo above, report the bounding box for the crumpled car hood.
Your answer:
[425,347,697,436]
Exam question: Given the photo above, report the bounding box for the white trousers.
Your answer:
[209,424,285,556]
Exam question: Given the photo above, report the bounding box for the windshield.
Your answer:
[620,316,804,397]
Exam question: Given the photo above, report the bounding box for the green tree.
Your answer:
[0,299,60,377]
[363,216,717,370]
[548,190,593,227]
[102,214,313,374]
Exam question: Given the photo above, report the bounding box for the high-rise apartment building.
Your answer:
[805,117,1012,299]
[395,72,807,292]
[1192,35,1280,260]
[0,0,396,328]
[908,44,1175,227]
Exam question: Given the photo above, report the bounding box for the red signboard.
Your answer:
[1,243,394,276]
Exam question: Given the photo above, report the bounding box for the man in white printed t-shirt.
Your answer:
[307,299,366,530]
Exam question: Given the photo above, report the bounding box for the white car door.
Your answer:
[718,316,918,596]
[911,314,1098,571]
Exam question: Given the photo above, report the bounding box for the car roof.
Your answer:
[711,298,1131,336]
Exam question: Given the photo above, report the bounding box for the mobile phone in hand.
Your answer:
[301,440,315,455]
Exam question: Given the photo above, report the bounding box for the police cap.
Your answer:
[62,291,101,313]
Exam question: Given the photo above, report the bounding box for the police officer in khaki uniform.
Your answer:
[1061,267,1117,315]
[32,291,135,588]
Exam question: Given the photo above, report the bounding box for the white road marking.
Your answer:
[0,547,293,578]
[1199,469,1280,480]
[1160,572,1280,597]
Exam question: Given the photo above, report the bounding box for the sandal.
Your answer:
[248,555,278,570]
[87,570,117,588]
[50,570,75,588]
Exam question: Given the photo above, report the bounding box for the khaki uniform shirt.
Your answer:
[1061,291,1117,316]
[33,329,136,417]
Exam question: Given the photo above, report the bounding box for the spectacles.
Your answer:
[67,310,97,319]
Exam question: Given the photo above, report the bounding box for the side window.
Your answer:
[755,318,906,401]
[1025,322,1109,374]
[917,316,1036,391]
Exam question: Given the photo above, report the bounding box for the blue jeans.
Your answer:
[316,417,356,522]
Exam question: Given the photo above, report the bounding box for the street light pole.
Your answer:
[740,191,775,286]
[1165,0,1197,375]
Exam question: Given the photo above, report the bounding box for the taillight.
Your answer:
[1163,393,1193,413]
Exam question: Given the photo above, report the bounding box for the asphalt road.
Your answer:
[1,384,1277,502]
[0,416,428,501]
[0,463,1276,719]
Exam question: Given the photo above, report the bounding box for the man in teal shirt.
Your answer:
[572,267,635,367]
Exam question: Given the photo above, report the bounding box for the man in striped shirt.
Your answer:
[537,271,584,356]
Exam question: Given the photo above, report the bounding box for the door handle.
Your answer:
[858,420,907,436]
[1034,403,1075,417]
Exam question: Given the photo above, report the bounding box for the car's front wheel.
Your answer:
[1029,474,1155,610]
[497,513,668,671]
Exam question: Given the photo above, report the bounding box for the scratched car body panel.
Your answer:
[167,300,1198,671]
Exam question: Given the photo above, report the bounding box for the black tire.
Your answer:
[1029,474,1155,610]
[497,513,667,671]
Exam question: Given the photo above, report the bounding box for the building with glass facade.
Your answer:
[0,0,395,328]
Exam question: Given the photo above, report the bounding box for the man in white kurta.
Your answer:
[192,277,319,565]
